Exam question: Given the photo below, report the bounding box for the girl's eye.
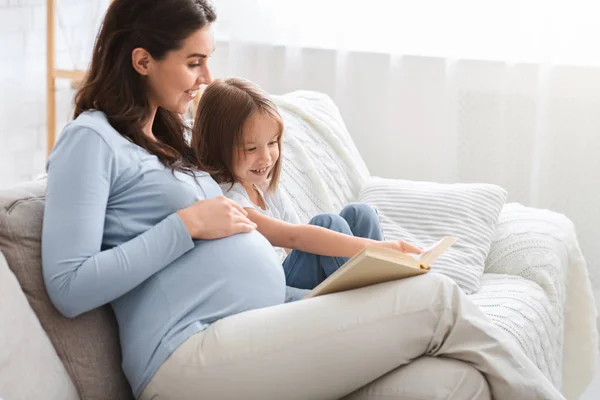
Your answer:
[246,147,257,152]
[189,60,203,68]
[268,141,278,146]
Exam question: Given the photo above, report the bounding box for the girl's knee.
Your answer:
[340,202,378,220]
[309,213,350,233]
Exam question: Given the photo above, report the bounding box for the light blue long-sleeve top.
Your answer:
[42,111,305,398]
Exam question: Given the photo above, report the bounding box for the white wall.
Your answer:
[0,0,105,189]
[1,0,46,188]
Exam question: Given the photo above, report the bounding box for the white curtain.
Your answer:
[211,0,600,308]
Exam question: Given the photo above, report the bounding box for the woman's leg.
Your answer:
[140,274,563,400]
[342,356,491,400]
[144,357,492,400]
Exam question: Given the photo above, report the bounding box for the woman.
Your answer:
[41,1,565,399]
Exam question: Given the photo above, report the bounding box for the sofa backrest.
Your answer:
[273,91,370,222]
[0,178,133,400]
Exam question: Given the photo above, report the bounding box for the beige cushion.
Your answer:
[0,178,133,400]
[0,249,79,400]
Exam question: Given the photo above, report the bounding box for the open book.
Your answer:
[304,236,456,299]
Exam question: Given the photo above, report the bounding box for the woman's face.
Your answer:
[145,26,215,114]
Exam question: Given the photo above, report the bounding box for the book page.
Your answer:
[418,236,457,266]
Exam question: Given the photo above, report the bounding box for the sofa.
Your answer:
[0,91,597,400]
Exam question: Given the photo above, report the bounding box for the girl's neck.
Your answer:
[241,182,255,195]
[241,182,267,210]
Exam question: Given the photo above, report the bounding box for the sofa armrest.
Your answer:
[484,203,598,400]
[484,203,573,301]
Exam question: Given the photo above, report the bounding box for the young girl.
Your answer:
[192,77,422,295]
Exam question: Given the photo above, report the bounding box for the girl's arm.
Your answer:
[246,209,413,258]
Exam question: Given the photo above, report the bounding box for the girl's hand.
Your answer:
[377,240,423,255]
[177,196,257,239]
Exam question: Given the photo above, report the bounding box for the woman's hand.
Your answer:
[376,240,423,255]
[176,196,257,239]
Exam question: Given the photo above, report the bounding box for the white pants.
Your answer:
[140,274,564,400]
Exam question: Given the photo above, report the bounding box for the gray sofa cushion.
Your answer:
[0,178,133,400]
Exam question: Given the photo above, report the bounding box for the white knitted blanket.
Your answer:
[272,90,598,398]
[483,203,598,399]
[272,91,369,222]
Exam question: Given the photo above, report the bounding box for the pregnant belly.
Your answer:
[159,230,286,316]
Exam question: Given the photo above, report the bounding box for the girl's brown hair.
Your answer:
[74,0,216,175]
[192,78,284,191]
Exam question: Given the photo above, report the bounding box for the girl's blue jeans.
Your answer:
[282,202,383,290]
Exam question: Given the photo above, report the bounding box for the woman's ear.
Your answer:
[131,48,152,76]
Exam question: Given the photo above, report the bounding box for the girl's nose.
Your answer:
[259,148,270,162]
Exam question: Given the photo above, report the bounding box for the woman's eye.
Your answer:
[246,147,257,152]
[268,141,278,146]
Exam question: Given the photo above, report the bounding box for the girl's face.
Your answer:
[234,112,281,188]
[146,26,214,114]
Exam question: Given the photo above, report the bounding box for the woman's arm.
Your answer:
[42,128,195,318]
[247,209,387,258]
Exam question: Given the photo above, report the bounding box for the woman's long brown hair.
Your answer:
[74,0,216,174]
[192,78,284,192]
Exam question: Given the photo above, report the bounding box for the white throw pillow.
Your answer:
[359,177,507,294]
[0,250,79,400]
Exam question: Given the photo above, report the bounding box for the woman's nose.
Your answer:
[197,66,213,85]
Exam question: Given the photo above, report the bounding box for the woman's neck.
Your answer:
[142,106,159,140]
